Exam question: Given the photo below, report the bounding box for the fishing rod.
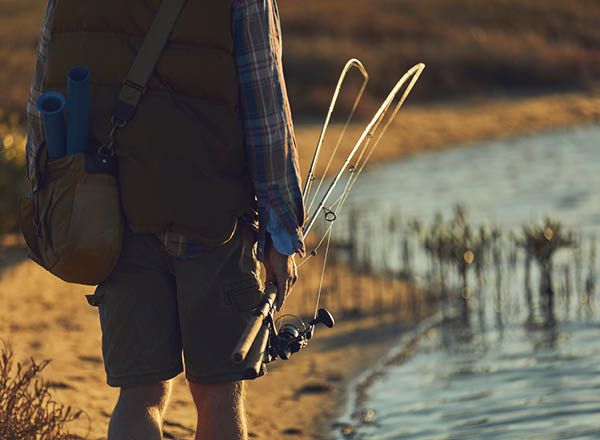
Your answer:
[231,61,426,378]
[304,62,425,236]
[304,58,369,213]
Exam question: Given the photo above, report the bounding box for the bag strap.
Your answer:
[112,0,187,127]
[99,0,187,156]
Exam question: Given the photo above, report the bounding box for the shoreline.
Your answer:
[0,242,432,439]
[1,91,599,438]
[246,313,428,440]
[333,311,444,439]
[294,90,600,178]
[264,90,600,439]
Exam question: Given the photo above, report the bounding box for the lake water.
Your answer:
[335,124,600,440]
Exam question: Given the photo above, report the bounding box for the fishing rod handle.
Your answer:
[231,284,277,364]
[243,324,270,379]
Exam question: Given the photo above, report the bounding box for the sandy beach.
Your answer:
[2,88,600,437]
[0,235,428,439]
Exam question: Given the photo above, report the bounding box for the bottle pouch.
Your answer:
[19,144,123,285]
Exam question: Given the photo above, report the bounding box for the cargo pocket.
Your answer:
[223,279,264,315]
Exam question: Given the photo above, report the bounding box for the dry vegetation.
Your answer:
[0,343,83,439]
[279,0,600,113]
[2,0,600,116]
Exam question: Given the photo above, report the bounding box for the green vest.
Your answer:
[44,0,254,245]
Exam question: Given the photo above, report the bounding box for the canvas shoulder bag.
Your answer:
[19,0,187,285]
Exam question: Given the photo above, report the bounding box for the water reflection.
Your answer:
[337,125,600,440]
[352,311,600,439]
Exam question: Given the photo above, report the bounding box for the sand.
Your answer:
[0,239,426,439]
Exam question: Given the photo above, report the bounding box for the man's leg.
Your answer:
[189,381,248,440]
[92,230,183,438]
[108,380,172,440]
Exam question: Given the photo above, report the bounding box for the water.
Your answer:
[340,124,600,235]
[353,319,600,440]
[337,124,600,440]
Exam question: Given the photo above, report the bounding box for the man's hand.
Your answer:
[263,239,298,311]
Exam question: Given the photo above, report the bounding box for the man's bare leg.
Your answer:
[108,380,172,440]
[189,381,248,440]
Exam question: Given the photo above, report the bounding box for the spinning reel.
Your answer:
[266,308,335,362]
[231,284,335,378]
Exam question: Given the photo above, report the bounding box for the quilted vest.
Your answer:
[43,0,254,245]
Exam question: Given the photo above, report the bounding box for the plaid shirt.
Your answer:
[25,0,306,262]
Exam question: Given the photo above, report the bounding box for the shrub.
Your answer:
[0,343,83,440]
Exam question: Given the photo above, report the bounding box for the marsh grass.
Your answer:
[329,205,596,324]
[517,217,577,312]
[0,343,84,440]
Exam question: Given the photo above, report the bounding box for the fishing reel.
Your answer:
[264,308,335,363]
[231,284,335,378]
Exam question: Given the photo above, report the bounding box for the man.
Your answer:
[25,0,305,438]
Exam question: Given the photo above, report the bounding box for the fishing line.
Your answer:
[313,226,333,319]
[327,111,387,211]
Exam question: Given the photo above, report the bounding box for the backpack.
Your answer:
[19,0,187,285]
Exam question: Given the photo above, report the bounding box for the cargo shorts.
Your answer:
[88,221,266,387]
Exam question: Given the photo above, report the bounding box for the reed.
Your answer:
[516,217,577,314]
[325,205,595,325]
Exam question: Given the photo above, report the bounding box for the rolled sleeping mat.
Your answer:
[36,91,67,160]
[66,66,90,155]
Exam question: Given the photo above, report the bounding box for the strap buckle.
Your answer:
[123,79,147,96]
[112,79,147,127]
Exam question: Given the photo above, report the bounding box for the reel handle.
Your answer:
[309,308,335,329]
[231,283,277,364]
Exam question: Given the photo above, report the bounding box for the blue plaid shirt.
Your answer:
[26,0,306,261]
